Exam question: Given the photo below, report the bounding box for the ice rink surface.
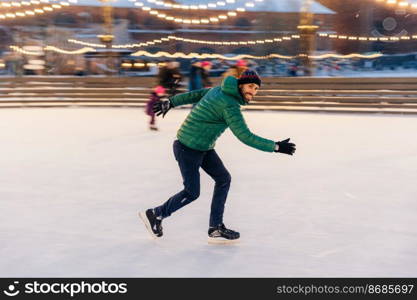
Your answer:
[0,108,416,277]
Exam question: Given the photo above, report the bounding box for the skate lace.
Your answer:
[220,224,236,235]
[156,220,163,231]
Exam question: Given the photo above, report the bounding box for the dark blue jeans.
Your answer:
[154,140,231,227]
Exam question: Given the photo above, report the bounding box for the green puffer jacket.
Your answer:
[170,76,276,152]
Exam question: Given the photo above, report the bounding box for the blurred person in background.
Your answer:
[288,63,298,77]
[201,61,213,88]
[157,61,183,96]
[3,51,23,76]
[188,60,212,92]
[145,85,166,131]
[222,59,248,78]
[189,60,212,108]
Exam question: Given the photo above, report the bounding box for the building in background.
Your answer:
[0,0,335,74]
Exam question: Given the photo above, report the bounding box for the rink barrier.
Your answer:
[2,76,417,114]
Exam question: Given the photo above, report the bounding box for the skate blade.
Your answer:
[207,237,240,245]
[138,212,158,239]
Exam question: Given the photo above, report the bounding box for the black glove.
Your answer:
[152,97,172,118]
[274,138,296,155]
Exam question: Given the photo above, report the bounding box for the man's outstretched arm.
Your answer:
[170,88,211,107]
[153,88,211,117]
[223,105,296,155]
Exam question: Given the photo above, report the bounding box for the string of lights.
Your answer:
[10,44,382,60]
[0,0,69,8]
[68,39,106,48]
[10,45,95,54]
[9,45,44,55]
[375,0,417,10]
[318,32,417,41]
[44,45,95,54]
[69,30,417,50]
[130,49,382,60]
[130,49,290,59]
[145,35,299,47]
[129,0,264,11]
[308,53,382,59]
[131,1,242,24]
[0,1,71,19]
[121,61,164,68]
[68,34,300,49]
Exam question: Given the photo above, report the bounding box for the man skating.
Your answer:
[139,70,296,244]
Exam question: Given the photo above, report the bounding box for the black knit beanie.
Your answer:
[237,69,261,87]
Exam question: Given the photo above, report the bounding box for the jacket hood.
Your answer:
[221,76,246,105]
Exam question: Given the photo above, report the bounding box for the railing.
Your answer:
[1,76,417,114]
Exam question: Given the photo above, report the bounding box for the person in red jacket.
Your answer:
[145,86,166,131]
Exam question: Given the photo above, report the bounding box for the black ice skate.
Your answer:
[208,223,240,244]
[139,209,163,238]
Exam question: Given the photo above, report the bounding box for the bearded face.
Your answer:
[239,83,260,103]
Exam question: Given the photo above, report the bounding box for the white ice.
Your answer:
[0,108,416,277]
